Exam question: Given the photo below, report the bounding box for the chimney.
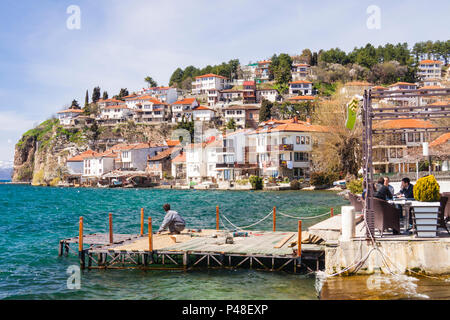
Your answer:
[306,116,311,125]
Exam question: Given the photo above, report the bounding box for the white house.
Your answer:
[171,98,198,123]
[100,104,132,123]
[131,98,169,123]
[66,150,99,175]
[418,60,443,80]
[255,60,271,83]
[97,98,123,110]
[57,108,84,126]
[385,82,418,107]
[289,80,313,96]
[291,63,311,81]
[143,86,178,104]
[83,151,117,177]
[185,142,209,182]
[111,143,167,171]
[248,117,327,179]
[192,106,215,122]
[256,88,278,102]
[191,73,229,95]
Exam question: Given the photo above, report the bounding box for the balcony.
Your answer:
[267,144,293,151]
[216,146,235,153]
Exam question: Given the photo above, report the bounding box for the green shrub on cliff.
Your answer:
[413,175,440,202]
[17,118,58,148]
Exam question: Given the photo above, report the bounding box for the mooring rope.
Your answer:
[277,211,331,220]
[221,210,273,230]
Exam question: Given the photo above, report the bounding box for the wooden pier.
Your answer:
[59,229,325,273]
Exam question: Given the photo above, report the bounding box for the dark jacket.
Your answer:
[374,183,393,201]
[399,183,414,199]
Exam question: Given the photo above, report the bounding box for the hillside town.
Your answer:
[46,53,450,189]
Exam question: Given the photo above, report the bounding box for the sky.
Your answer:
[0,0,449,165]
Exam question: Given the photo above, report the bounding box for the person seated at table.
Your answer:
[373,177,393,201]
[395,177,414,199]
[384,176,394,197]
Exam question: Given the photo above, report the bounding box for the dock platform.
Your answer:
[60,229,325,272]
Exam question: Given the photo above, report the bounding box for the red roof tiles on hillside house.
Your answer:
[287,96,316,101]
[388,82,417,87]
[193,106,214,111]
[148,147,180,161]
[429,133,450,148]
[172,152,186,163]
[195,73,228,80]
[289,80,312,84]
[67,150,99,162]
[57,109,84,114]
[172,98,197,105]
[419,60,443,65]
[166,139,181,147]
[373,119,435,130]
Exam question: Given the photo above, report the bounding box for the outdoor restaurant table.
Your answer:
[388,198,413,234]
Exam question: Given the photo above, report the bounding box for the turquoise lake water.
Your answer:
[1,185,448,300]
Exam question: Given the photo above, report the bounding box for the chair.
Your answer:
[442,192,450,223]
[372,198,401,236]
[348,192,364,212]
[439,194,450,234]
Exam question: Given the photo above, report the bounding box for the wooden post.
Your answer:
[216,206,219,230]
[297,220,302,257]
[79,217,84,252]
[140,208,144,236]
[330,207,334,217]
[148,217,153,252]
[79,217,85,269]
[109,213,113,244]
[273,206,276,232]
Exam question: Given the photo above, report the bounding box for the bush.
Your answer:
[249,175,263,190]
[310,171,339,187]
[347,178,363,194]
[413,175,440,202]
[290,179,300,190]
[236,179,249,185]
[283,177,290,183]
[49,177,61,186]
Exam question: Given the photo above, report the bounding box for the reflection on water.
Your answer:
[319,272,450,300]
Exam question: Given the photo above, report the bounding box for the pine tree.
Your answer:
[259,99,273,122]
[92,87,101,103]
[144,76,158,87]
[102,91,109,100]
[71,99,81,109]
[84,90,89,107]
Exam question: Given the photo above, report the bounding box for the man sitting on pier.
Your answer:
[157,204,186,235]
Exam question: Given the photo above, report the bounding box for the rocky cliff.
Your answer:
[13,119,173,185]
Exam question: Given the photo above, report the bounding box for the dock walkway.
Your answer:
[60,229,325,272]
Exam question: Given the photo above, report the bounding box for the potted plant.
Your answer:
[411,175,441,238]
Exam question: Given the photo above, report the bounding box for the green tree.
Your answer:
[102,91,109,100]
[226,118,236,130]
[84,90,89,108]
[259,99,273,122]
[92,86,101,103]
[169,68,184,87]
[269,53,292,89]
[115,88,129,100]
[71,99,81,109]
[144,76,158,87]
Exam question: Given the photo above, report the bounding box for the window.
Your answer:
[408,133,413,142]
[296,136,300,144]
[294,152,309,161]
[414,133,421,142]
[305,136,310,145]
[301,136,305,144]
[282,137,288,144]
[390,148,396,158]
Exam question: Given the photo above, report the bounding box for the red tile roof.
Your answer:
[429,133,450,147]
[195,73,228,80]
[171,98,197,105]
[57,109,84,114]
[128,95,164,104]
[166,139,181,147]
[388,82,417,87]
[67,150,99,162]
[419,60,443,65]
[193,106,215,111]
[243,81,255,86]
[287,96,316,101]
[148,147,180,161]
[373,119,435,130]
[289,80,312,84]
[172,152,186,163]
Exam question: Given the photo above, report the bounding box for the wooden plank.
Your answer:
[274,233,295,248]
